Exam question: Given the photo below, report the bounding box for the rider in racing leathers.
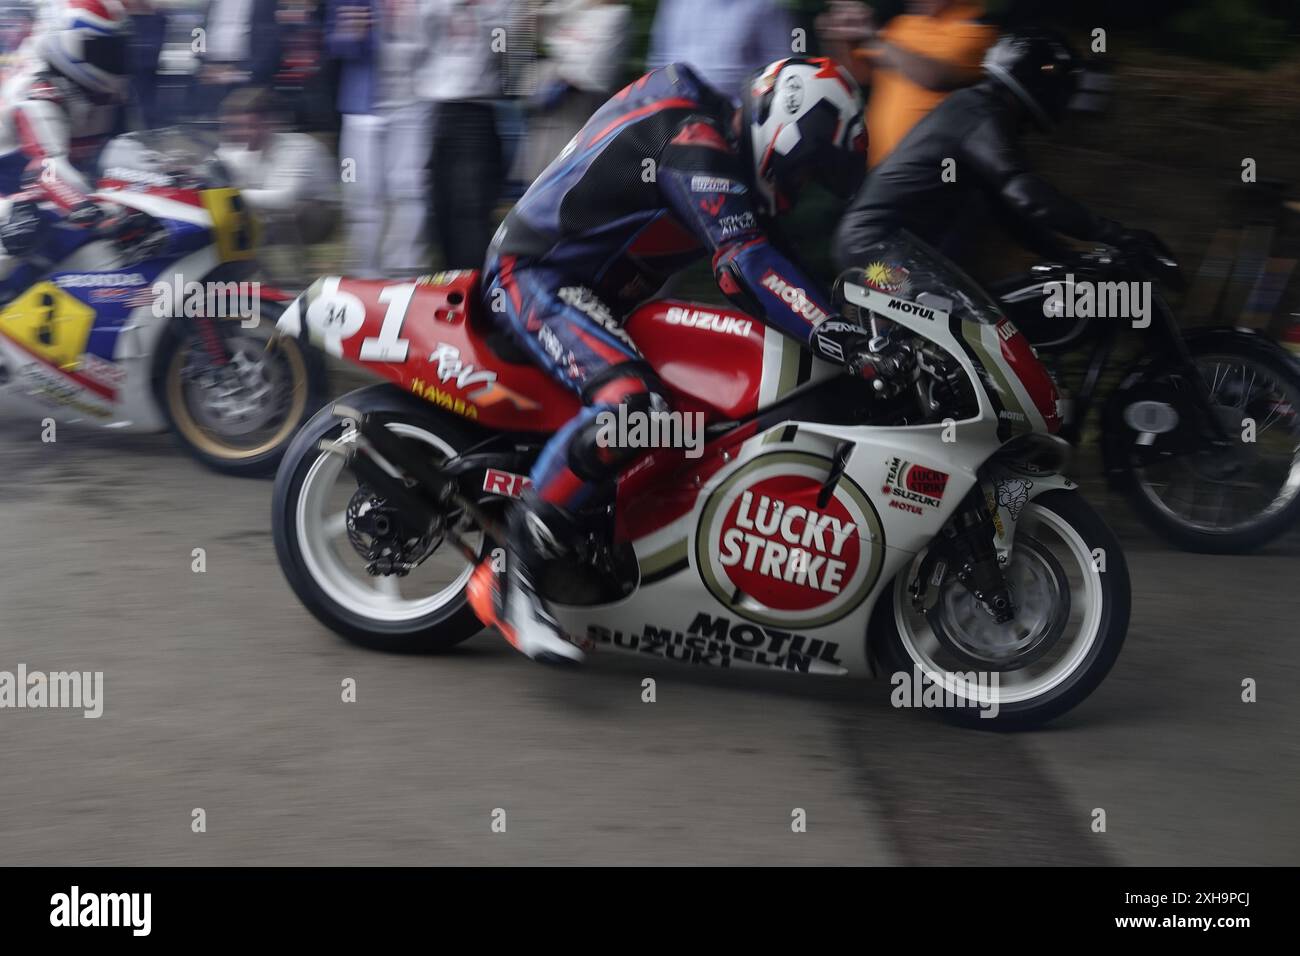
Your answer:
[469,57,912,665]
[835,29,1159,271]
[0,0,131,278]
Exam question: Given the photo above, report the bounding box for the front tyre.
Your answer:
[1113,336,1300,553]
[875,491,1129,729]
[157,305,327,477]
[272,386,487,653]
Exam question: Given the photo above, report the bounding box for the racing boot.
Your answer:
[467,504,587,665]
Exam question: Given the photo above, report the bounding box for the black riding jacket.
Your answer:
[835,82,1122,269]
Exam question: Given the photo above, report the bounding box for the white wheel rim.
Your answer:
[893,502,1103,706]
[294,423,478,623]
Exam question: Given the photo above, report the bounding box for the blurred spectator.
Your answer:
[127,1,168,129]
[518,0,630,184]
[819,0,995,168]
[328,0,435,278]
[419,0,511,270]
[216,86,338,281]
[150,1,207,126]
[0,1,36,70]
[646,0,793,101]
[276,0,332,132]
[192,0,281,118]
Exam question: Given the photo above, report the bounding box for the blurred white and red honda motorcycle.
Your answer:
[0,128,325,475]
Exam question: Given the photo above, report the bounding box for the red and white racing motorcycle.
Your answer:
[271,234,1129,727]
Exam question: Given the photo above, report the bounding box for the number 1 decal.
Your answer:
[360,283,416,362]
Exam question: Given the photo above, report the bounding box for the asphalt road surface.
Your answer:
[1,409,1297,866]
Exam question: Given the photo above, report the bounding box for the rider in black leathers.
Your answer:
[835,30,1154,271]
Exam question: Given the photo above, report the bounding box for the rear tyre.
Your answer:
[874,491,1129,729]
[272,385,489,653]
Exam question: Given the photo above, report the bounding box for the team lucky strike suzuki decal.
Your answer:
[694,451,884,629]
[881,457,950,515]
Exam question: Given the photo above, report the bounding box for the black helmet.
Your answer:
[983,30,1080,129]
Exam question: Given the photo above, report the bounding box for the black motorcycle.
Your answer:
[996,238,1300,553]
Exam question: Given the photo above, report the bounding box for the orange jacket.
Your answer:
[860,3,996,168]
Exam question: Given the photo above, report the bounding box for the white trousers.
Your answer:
[340,102,434,278]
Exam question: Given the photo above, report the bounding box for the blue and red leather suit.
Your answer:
[483,63,837,511]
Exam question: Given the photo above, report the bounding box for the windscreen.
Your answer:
[837,230,1005,326]
[98,126,232,190]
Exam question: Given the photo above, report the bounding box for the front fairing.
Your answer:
[837,231,1061,439]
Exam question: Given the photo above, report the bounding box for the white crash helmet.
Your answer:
[37,0,130,101]
[743,57,868,216]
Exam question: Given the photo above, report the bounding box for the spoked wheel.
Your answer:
[1123,345,1300,553]
[272,391,489,653]
[160,309,325,477]
[876,491,1129,729]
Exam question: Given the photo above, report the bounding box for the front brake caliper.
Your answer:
[950,491,1016,623]
[908,554,948,614]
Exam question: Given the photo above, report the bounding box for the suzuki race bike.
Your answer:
[272,234,1130,728]
[0,127,326,476]
[997,237,1300,552]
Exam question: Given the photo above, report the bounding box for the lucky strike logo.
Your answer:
[882,457,949,512]
[715,474,859,612]
[697,453,883,627]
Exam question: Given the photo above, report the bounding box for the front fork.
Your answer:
[911,454,1079,622]
[192,315,231,368]
[910,488,1014,623]
[1152,298,1233,444]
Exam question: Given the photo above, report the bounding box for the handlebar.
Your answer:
[1046,236,1185,292]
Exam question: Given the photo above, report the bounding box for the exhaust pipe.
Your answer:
[321,403,507,543]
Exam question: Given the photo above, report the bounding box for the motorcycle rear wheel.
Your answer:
[271,385,488,653]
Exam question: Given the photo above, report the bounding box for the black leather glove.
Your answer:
[0,199,45,257]
[1112,226,1162,255]
[1099,226,1183,288]
[66,200,109,229]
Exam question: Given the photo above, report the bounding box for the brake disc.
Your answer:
[928,537,1071,671]
[346,487,441,576]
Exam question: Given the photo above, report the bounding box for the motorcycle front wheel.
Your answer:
[1112,337,1300,553]
[156,303,327,477]
[874,491,1130,729]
